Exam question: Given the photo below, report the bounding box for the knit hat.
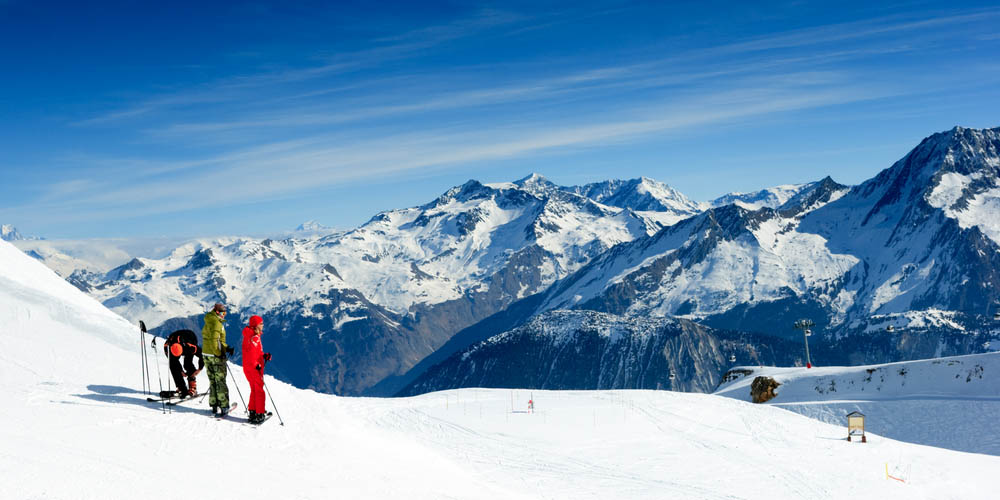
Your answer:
[249,315,263,329]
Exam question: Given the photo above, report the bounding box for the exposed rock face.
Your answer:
[399,310,803,396]
[750,376,781,403]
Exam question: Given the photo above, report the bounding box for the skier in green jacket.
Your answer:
[202,302,234,416]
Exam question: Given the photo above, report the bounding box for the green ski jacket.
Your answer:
[201,311,227,357]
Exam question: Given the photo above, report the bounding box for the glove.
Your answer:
[226,346,235,356]
[256,364,261,372]
[263,352,272,362]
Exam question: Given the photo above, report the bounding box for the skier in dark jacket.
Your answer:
[162,329,204,398]
[241,315,272,424]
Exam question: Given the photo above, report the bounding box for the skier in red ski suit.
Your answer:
[241,315,271,424]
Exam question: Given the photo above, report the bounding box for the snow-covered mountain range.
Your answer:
[19,126,1000,398]
[55,173,686,395]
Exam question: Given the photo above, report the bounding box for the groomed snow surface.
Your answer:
[2,238,997,499]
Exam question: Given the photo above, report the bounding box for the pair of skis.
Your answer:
[146,391,208,405]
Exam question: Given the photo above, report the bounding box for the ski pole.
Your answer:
[151,337,166,414]
[140,321,152,395]
[166,344,173,406]
[227,361,248,413]
[139,323,147,394]
[262,377,285,426]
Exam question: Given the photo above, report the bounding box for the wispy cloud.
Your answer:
[705,9,1000,56]
[77,9,527,125]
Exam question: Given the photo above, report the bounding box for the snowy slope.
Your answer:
[2,239,998,499]
[714,353,1000,455]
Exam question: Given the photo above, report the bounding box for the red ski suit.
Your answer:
[241,327,266,414]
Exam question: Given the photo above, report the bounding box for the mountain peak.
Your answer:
[513,173,557,195]
[516,172,550,184]
[571,177,701,215]
[295,220,331,232]
[859,126,1000,224]
[429,179,496,207]
[1,224,21,241]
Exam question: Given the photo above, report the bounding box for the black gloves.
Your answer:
[256,364,261,371]
[263,352,272,362]
[226,346,235,356]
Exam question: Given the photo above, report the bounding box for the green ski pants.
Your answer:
[205,355,230,408]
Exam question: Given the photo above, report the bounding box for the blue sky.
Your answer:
[2,1,999,239]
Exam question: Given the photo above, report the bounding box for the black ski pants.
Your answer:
[168,354,197,393]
